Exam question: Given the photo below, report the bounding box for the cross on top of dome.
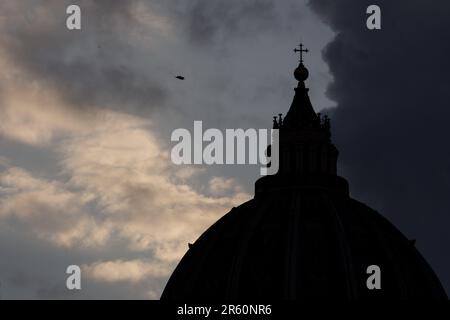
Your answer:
[293,43,310,82]
[294,43,309,63]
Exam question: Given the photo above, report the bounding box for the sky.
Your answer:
[0,0,448,299]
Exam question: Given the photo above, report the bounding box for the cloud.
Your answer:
[0,110,251,254]
[83,259,170,283]
[0,0,334,299]
[176,0,279,45]
[0,30,98,146]
[0,166,109,247]
[0,108,251,297]
[208,176,242,196]
[58,111,250,256]
[0,1,168,114]
[309,0,450,294]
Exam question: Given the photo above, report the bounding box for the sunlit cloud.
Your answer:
[0,107,250,294]
[0,0,335,299]
[83,259,171,283]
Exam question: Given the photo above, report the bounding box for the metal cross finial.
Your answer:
[294,43,309,63]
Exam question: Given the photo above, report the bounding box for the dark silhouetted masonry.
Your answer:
[161,45,447,300]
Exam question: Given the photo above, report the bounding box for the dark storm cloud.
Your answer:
[309,0,450,293]
[0,0,166,113]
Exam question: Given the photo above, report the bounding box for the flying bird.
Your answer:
[175,75,185,80]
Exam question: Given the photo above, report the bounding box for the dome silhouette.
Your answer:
[161,46,447,300]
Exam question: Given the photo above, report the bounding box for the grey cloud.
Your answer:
[0,0,292,117]
[178,0,279,45]
[0,0,166,114]
[0,223,164,299]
